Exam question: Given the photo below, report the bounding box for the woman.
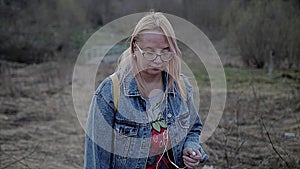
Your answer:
[85,12,208,169]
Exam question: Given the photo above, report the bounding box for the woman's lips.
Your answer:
[149,66,162,69]
[150,67,161,71]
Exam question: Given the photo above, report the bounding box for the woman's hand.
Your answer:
[183,148,202,169]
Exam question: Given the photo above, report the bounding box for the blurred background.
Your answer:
[0,0,299,168]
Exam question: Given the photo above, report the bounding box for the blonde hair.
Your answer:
[117,12,185,97]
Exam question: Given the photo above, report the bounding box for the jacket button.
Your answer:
[141,142,147,148]
[167,113,172,118]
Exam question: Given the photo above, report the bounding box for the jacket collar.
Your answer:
[123,71,177,97]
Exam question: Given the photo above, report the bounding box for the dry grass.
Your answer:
[0,58,299,168]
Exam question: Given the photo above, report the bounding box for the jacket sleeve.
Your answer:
[84,77,115,169]
[182,76,208,163]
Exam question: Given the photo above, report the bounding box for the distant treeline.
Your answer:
[0,0,299,68]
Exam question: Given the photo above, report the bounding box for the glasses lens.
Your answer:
[136,42,174,61]
[161,52,173,61]
[143,52,157,60]
[143,52,174,61]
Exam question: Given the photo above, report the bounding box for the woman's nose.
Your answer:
[153,54,163,63]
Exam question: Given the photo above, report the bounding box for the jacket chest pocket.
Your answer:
[178,112,190,129]
[169,112,191,146]
[114,122,139,169]
[116,124,138,136]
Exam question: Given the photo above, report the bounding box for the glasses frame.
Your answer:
[134,43,175,62]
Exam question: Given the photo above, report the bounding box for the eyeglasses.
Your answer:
[135,43,175,62]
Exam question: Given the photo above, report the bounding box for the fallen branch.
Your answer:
[1,143,39,169]
[259,117,290,169]
[250,82,291,169]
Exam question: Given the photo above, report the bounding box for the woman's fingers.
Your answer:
[183,157,199,169]
[183,155,198,163]
[183,148,202,168]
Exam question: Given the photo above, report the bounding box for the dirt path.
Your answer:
[1,61,84,168]
[0,60,299,168]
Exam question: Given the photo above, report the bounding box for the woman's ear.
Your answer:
[133,54,137,59]
[131,40,137,59]
[131,39,136,53]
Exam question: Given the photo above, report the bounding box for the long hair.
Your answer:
[117,12,185,97]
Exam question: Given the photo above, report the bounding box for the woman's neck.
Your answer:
[141,72,162,83]
[137,72,164,96]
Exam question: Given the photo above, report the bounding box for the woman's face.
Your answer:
[133,30,172,77]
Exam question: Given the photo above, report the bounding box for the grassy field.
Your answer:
[193,66,300,168]
[0,55,299,168]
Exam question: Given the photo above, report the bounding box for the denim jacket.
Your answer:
[84,71,208,169]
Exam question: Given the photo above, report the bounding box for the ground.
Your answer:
[0,55,299,168]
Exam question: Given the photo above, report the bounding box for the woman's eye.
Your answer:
[145,51,155,54]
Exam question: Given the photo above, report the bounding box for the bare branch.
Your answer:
[0,144,39,169]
